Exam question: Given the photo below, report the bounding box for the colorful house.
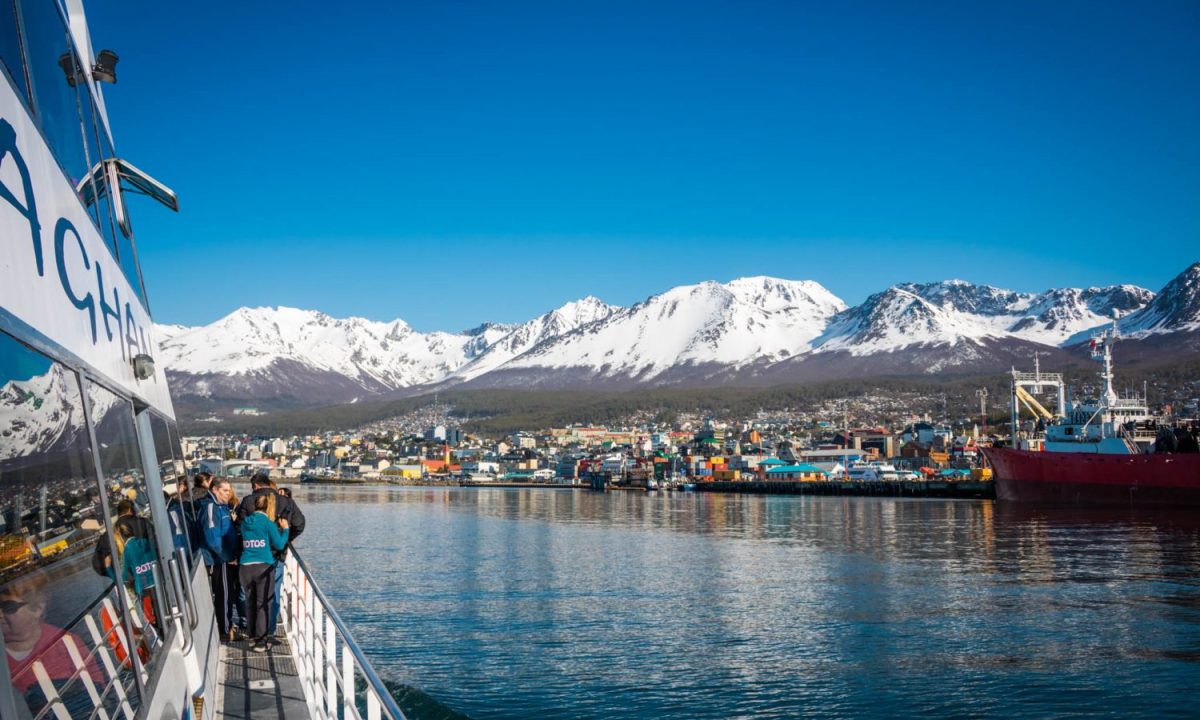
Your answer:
[765,464,828,482]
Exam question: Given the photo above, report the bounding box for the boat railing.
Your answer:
[281,548,407,720]
[1118,425,1142,455]
[1011,371,1064,383]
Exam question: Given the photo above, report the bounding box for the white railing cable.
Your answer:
[282,548,407,720]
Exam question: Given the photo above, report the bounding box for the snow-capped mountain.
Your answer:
[160,307,485,391]
[813,280,1154,355]
[155,264,1198,414]
[1010,285,1154,345]
[447,297,619,382]
[0,364,88,463]
[1117,262,1200,336]
[471,277,846,387]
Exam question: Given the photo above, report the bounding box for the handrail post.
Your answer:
[326,615,337,717]
[313,600,325,715]
[286,547,407,720]
[342,643,355,720]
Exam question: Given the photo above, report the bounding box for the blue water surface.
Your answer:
[294,487,1200,719]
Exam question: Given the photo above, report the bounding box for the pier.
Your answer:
[696,480,994,499]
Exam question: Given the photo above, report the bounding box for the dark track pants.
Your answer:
[267,558,284,635]
[239,562,275,642]
[209,562,239,638]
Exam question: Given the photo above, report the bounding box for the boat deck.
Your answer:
[217,633,309,719]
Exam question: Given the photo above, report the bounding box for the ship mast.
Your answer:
[1090,316,1120,435]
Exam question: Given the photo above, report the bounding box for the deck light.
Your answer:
[132,353,155,380]
[92,50,119,83]
[57,52,85,87]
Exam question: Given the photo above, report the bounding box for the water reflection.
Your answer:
[296,487,1200,719]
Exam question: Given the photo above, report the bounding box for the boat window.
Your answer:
[0,1,27,101]
[0,332,139,719]
[74,79,124,262]
[150,414,193,562]
[17,0,90,189]
[84,381,168,689]
[85,132,150,306]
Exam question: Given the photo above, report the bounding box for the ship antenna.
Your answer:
[1094,311,1121,422]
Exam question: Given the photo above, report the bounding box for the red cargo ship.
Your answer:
[982,447,1200,506]
[983,321,1200,507]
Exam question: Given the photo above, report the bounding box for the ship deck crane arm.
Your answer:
[1014,385,1055,421]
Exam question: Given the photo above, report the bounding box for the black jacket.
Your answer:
[238,488,305,551]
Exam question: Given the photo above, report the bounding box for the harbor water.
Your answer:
[295,486,1200,719]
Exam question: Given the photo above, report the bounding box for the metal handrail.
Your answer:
[287,547,408,720]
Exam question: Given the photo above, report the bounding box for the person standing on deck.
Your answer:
[200,479,240,641]
[239,492,289,653]
[238,473,305,641]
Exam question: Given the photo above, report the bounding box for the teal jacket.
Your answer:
[240,512,289,566]
[122,537,157,596]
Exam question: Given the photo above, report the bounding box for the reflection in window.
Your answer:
[18,0,89,187]
[94,130,147,305]
[1,1,28,101]
[76,77,113,248]
[151,415,191,559]
[0,333,138,718]
[85,382,167,684]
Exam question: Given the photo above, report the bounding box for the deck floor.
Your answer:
[217,633,309,719]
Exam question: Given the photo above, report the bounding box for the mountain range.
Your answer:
[156,262,1200,415]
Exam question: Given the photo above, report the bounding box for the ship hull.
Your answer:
[982,447,1200,506]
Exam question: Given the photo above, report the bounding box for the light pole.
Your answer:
[976,388,988,437]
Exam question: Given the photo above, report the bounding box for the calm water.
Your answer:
[293,486,1200,719]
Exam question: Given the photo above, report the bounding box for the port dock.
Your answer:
[697,480,994,499]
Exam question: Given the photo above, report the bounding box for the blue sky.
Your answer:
[90,0,1199,331]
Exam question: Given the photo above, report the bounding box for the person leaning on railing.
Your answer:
[238,493,289,653]
[237,473,305,641]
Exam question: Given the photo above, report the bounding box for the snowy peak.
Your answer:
[553,296,615,325]
[724,276,847,314]
[814,286,972,354]
[899,280,1024,316]
[448,296,620,381]
[815,279,1156,353]
[1118,262,1200,336]
[0,363,86,462]
[501,277,846,377]
[158,306,478,390]
[1016,285,1154,344]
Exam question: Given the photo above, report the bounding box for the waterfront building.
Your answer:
[766,464,829,482]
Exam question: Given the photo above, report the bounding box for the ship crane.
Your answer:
[1009,352,1066,448]
[1014,385,1055,421]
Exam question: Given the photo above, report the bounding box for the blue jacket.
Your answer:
[122,537,158,596]
[199,493,239,564]
[239,512,289,566]
[165,497,190,554]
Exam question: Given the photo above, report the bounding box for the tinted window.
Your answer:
[0,332,137,719]
[151,414,192,559]
[75,80,113,248]
[0,0,27,101]
[94,129,147,305]
[85,381,167,685]
[18,0,89,187]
